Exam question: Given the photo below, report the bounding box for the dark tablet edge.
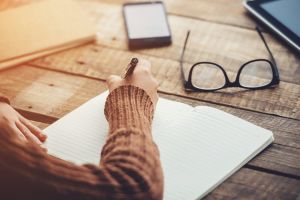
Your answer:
[243,0,300,54]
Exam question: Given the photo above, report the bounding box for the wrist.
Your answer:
[104,85,154,133]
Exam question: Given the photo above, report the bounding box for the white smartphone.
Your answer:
[123,1,172,49]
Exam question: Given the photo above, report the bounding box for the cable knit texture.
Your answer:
[0,86,163,200]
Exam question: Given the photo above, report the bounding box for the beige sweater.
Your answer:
[0,85,163,200]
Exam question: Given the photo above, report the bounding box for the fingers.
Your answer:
[15,120,47,151]
[106,59,159,107]
[15,120,43,146]
[0,103,47,151]
[6,122,27,142]
[106,75,123,92]
[133,59,151,75]
[19,116,47,142]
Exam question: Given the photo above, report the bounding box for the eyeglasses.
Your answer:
[180,27,280,92]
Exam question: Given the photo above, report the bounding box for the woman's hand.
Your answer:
[106,59,159,106]
[0,102,47,147]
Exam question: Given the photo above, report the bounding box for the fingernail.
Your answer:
[41,134,47,142]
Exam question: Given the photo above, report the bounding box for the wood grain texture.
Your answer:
[0,65,299,178]
[165,0,255,29]
[3,1,300,119]
[160,94,300,150]
[3,0,300,81]
[0,0,260,29]
[205,168,300,200]
[0,65,107,119]
[93,0,256,29]
[31,45,300,119]
[1,0,299,198]
[75,0,300,84]
[27,0,300,119]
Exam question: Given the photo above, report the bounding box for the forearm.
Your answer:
[0,86,163,200]
[101,85,163,199]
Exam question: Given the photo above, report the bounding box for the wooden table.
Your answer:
[1,0,299,199]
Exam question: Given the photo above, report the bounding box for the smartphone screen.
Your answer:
[123,2,171,48]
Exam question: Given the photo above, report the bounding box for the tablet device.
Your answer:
[123,1,172,49]
[244,0,300,54]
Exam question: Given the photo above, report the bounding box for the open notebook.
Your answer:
[44,91,273,200]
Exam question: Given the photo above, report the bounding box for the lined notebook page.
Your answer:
[44,92,108,164]
[154,106,273,199]
[44,91,273,200]
[44,91,193,164]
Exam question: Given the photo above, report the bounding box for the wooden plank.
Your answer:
[1,0,299,197]
[160,94,300,149]
[0,65,299,177]
[0,0,277,31]
[205,168,300,200]
[0,64,107,119]
[31,45,300,120]
[3,0,299,83]
[249,144,300,179]
[74,0,300,84]
[96,0,256,29]
[3,0,300,118]
[165,0,255,29]
[28,1,300,119]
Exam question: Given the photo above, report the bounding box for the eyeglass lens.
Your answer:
[191,63,226,90]
[239,60,273,88]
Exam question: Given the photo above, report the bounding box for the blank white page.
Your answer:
[153,106,273,200]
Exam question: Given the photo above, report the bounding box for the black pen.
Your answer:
[122,58,138,79]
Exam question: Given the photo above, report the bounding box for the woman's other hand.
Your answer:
[0,102,47,147]
[106,59,159,106]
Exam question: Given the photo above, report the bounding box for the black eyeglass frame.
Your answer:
[180,28,280,92]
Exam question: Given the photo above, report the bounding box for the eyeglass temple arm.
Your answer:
[256,27,280,78]
[180,30,190,85]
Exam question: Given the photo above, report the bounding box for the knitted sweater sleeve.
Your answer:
[0,93,10,104]
[0,85,163,200]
